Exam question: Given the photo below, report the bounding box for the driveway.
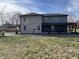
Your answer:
[5,32,19,36]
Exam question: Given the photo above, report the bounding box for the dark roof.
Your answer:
[20,13,43,17]
[20,12,68,17]
[43,13,68,16]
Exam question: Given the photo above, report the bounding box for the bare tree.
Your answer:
[12,12,21,25]
[0,7,6,36]
[0,7,6,24]
[0,5,22,35]
[11,12,21,34]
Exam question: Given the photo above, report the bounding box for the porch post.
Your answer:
[75,24,77,33]
[69,24,71,33]
[67,25,69,33]
[72,24,74,33]
[70,25,72,33]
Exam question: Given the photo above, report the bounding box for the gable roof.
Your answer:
[20,13,43,17]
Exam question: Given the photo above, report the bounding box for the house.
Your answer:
[20,13,77,34]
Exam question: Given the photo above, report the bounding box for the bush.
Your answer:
[2,31,5,37]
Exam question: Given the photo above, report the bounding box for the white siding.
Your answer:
[20,16,42,34]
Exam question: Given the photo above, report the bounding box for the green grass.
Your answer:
[0,35,79,59]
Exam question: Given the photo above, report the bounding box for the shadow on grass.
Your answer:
[23,33,79,38]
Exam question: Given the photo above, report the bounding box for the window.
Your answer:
[37,26,40,30]
[24,26,26,30]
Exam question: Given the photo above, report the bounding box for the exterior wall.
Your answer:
[20,14,68,34]
[20,16,42,34]
[43,16,67,23]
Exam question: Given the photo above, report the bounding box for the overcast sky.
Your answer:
[0,0,79,16]
[0,0,79,22]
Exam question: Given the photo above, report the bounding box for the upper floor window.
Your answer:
[24,26,26,30]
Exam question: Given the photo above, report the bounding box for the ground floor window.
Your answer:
[24,26,26,30]
[37,25,40,30]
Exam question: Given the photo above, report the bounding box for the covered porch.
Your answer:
[42,22,77,34]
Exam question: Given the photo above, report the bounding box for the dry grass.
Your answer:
[0,35,78,59]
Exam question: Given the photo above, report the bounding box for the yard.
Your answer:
[0,35,79,59]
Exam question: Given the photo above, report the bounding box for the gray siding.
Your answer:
[43,16,67,23]
[20,16,42,34]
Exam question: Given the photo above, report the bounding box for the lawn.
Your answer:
[0,35,79,59]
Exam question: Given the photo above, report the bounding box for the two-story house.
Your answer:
[20,13,77,34]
